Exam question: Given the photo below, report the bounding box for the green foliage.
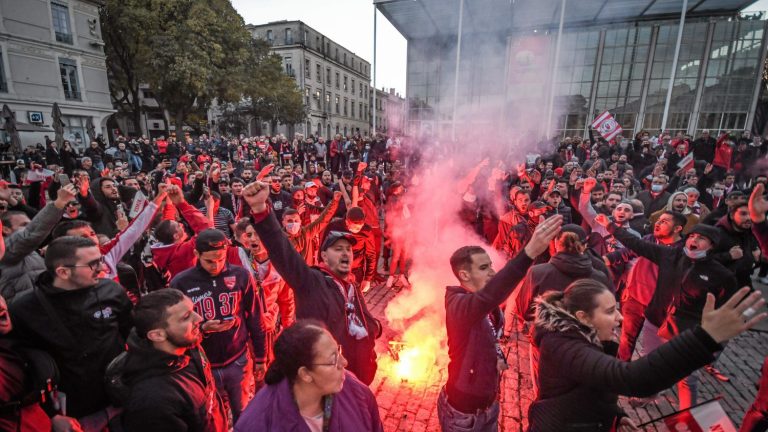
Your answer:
[101,0,270,133]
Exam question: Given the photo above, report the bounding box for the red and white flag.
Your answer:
[677,152,695,172]
[591,111,623,141]
[663,399,736,432]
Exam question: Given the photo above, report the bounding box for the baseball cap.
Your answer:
[304,181,318,189]
[529,201,551,210]
[195,229,228,252]
[321,231,357,251]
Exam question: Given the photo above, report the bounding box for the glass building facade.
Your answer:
[403,14,767,141]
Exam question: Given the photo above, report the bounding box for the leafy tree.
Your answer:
[145,0,252,134]
[100,0,155,134]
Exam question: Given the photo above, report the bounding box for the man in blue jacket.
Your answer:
[170,228,266,423]
[440,214,563,431]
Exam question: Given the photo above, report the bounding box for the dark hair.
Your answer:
[346,207,365,223]
[555,231,585,254]
[44,236,97,272]
[133,289,186,339]
[209,191,221,201]
[264,320,327,385]
[541,279,610,317]
[155,220,178,244]
[230,177,244,186]
[52,220,92,239]
[591,184,605,194]
[234,217,252,237]
[663,211,687,228]
[449,246,486,279]
[282,208,299,220]
[0,210,27,228]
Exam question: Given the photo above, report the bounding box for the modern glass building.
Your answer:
[375,0,768,141]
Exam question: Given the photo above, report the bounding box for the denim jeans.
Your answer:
[212,352,252,424]
[437,386,499,432]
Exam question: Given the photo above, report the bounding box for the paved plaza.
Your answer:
[364,281,768,431]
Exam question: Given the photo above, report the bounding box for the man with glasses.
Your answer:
[8,236,133,423]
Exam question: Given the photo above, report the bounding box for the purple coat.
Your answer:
[235,371,383,431]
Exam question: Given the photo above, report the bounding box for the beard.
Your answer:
[166,329,201,350]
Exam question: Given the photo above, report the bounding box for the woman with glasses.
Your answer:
[235,320,383,432]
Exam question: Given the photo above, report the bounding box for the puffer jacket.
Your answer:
[514,252,611,322]
[712,214,759,288]
[445,252,534,413]
[0,202,64,303]
[119,331,227,432]
[528,298,722,432]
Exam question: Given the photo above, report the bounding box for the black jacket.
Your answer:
[712,214,759,288]
[528,299,721,432]
[445,252,534,413]
[8,272,132,417]
[324,218,377,282]
[608,225,738,328]
[170,263,266,367]
[120,331,227,432]
[514,252,611,322]
[636,190,671,218]
[252,208,381,384]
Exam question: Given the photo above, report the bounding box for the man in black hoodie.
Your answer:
[82,177,126,237]
[120,289,227,432]
[8,236,133,420]
[439,215,563,431]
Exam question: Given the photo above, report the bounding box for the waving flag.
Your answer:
[677,152,695,172]
[591,111,623,141]
[663,399,736,432]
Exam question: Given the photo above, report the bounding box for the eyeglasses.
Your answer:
[66,202,80,208]
[311,345,344,369]
[63,256,105,272]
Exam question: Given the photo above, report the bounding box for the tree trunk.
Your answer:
[175,111,185,139]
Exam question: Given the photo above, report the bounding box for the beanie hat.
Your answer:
[687,224,720,245]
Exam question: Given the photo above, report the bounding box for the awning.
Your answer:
[0,122,54,133]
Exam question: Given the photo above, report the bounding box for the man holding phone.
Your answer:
[169,228,266,424]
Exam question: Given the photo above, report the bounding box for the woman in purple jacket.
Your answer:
[235,320,383,432]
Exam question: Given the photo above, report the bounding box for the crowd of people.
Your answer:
[0,127,766,432]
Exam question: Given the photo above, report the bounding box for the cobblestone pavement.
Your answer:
[364,281,768,431]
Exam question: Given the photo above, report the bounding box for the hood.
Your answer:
[665,191,691,215]
[532,297,601,347]
[150,242,178,270]
[549,252,595,278]
[715,213,744,236]
[90,177,119,209]
[122,329,192,385]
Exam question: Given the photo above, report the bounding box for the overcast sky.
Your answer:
[231,0,407,97]
[232,0,768,99]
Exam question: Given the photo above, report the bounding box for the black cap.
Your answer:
[560,224,587,242]
[687,224,721,245]
[195,229,228,253]
[321,231,357,251]
[530,201,551,211]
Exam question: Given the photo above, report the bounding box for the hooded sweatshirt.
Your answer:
[120,331,227,432]
[514,252,611,322]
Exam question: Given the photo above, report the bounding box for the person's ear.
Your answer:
[674,225,683,234]
[147,328,167,343]
[458,269,471,282]
[297,366,313,384]
[574,310,592,327]
[54,266,70,280]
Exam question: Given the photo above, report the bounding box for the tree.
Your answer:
[100,0,155,135]
[144,0,252,135]
[243,39,306,134]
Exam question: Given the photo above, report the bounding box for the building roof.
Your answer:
[375,0,759,39]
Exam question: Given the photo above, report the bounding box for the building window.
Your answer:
[305,59,310,76]
[305,87,310,105]
[142,90,155,99]
[325,93,331,111]
[343,53,347,65]
[326,68,331,85]
[59,59,80,100]
[285,28,293,44]
[351,101,355,118]
[359,102,363,120]
[51,3,72,44]
[284,56,293,76]
[343,76,348,92]
[267,30,273,43]
[344,98,348,116]
[335,48,339,61]
[335,96,339,114]
[359,83,363,98]
[316,64,321,82]
[0,50,7,93]
[336,123,339,134]
[314,89,321,109]
[335,72,340,89]
[351,79,355,95]
[326,42,330,54]
[303,30,309,46]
